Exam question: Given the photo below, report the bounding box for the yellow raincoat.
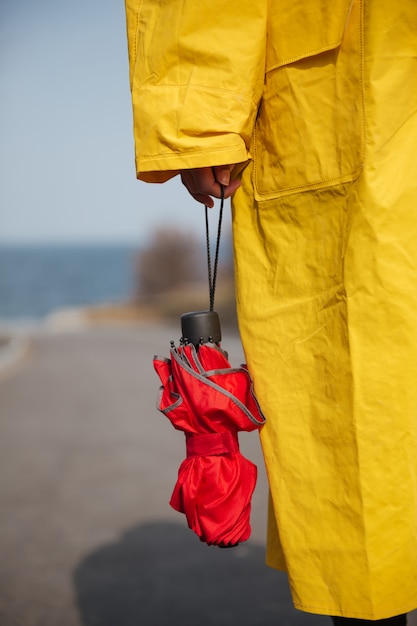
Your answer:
[125,0,417,618]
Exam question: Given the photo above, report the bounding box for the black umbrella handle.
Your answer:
[205,184,224,312]
[181,310,221,346]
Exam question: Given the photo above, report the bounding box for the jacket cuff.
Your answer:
[136,139,250,183]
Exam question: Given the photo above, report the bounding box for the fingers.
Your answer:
[181,165,241,207]
[180,168,217,207]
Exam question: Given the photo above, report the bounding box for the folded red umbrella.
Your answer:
[154,318,265,547]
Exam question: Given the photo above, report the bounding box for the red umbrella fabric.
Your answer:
[153,341,265,546]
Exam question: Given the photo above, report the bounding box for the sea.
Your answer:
[0,244,140,323]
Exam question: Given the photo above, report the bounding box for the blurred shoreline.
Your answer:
[0,284,239,380]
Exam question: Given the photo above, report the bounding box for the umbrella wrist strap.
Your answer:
[205,184,224,312]
[186,431,239,458]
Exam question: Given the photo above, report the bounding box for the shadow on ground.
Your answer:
[74,520,326,626]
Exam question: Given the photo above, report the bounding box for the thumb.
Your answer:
[213,164,234,186]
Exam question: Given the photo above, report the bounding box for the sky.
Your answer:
[0,0,229,244]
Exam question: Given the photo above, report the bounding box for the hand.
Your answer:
[180,164,241,207]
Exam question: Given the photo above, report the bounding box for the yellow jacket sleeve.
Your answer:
[125,0,267,182]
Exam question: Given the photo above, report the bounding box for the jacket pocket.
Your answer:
[253,0,364,200]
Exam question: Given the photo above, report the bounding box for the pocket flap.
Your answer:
[267,0,353,70]
[254,0,364,201]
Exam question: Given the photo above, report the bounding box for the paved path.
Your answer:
[0,323,415,626]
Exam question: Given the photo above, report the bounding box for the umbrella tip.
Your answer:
[180,310,222,347]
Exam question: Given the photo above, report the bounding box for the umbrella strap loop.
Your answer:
[186,431,239,458]
[205,184,224,312]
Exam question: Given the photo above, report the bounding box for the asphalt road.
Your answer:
[0,322,415,626]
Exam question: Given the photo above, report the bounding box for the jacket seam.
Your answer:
[131,0,144,84]
[138,142,247,163]
[134,83,259,109]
